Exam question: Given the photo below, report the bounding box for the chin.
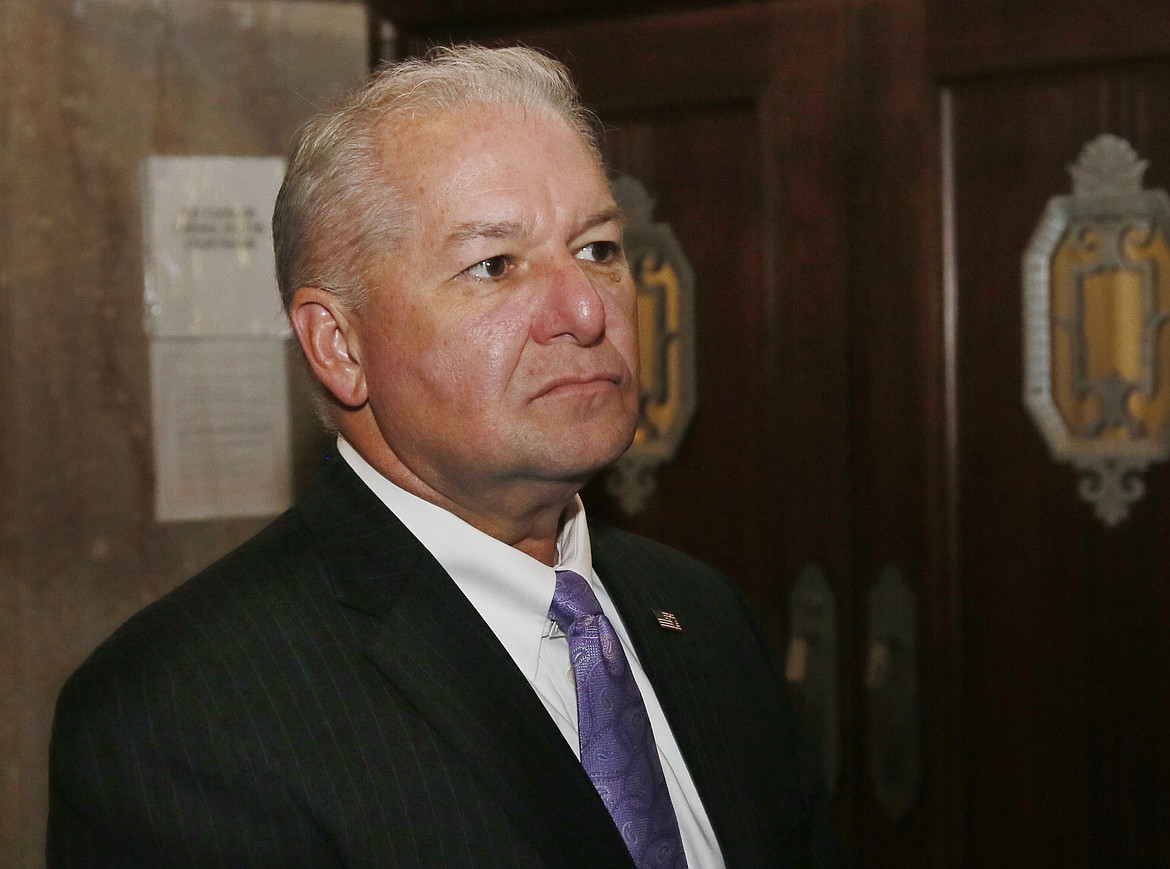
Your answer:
[519,407,636,477]
[569,426,636,475]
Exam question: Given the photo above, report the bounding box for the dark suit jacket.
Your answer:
[48,453,837,868]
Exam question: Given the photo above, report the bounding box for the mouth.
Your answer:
[533,371,624,400]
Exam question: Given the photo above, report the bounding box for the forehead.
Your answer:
[380,103,612,221]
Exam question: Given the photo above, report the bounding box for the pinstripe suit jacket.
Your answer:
[48,452,836,868]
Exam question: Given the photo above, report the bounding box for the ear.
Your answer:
[289,286,368,409]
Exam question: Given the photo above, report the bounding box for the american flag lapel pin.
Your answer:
[654,610,683,632]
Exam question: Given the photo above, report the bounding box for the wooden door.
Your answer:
[931,1,1170,865]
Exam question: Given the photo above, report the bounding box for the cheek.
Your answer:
[609,282,641,366]
[434,307,532,396]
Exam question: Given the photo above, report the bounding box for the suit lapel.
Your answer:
[591,524,814,867]
[297,456,634,869]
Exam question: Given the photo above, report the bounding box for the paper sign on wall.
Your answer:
[141,156,293,523]
[150,339,292,522]
[142,155,289,338]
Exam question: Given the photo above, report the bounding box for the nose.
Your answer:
[532,255,607,346]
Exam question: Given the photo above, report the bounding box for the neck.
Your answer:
[408,477,572,567]
[340,419,578,567]
[421,479,573,566]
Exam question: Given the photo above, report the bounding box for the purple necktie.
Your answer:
[550,569,688,869]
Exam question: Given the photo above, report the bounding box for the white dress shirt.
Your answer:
[338,438,725,868]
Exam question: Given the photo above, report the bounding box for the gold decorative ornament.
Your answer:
[1023,134,1170,525]
[606,177,697,515]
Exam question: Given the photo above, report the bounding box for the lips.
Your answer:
[533,370,624,399]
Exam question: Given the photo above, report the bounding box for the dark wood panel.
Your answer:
[372,0,745,32]
[590,103,780,595]
[930,0,1170,77]
[398,5,770,109]
[946,60,1170,865]
[837,3,943,864]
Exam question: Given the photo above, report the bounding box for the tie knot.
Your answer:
[549,569,603,633]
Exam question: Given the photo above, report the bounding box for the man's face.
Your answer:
[348,105,639,510]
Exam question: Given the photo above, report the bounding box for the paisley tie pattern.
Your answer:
[549,569,688,869]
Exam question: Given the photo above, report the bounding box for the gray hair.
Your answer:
[272,44,603,313]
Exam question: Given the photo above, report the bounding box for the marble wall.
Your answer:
[0,1,367,864]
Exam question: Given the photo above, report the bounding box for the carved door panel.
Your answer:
[932,2,1170,864]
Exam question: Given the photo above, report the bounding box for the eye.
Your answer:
[465,255,511,279]
[575,241,621,264]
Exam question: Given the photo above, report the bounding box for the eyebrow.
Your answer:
[582,205,627,233]
[443,206,626,250]
[444,220,527,249]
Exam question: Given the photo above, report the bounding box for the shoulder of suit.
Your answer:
[62,461,373,717]
[82,452,373,661]
[61,453,402,695]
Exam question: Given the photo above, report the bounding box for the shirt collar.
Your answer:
[336,437,593,678]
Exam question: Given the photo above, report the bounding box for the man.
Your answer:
[48,46,835,867]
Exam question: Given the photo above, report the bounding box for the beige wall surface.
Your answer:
[0,1,367,864]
